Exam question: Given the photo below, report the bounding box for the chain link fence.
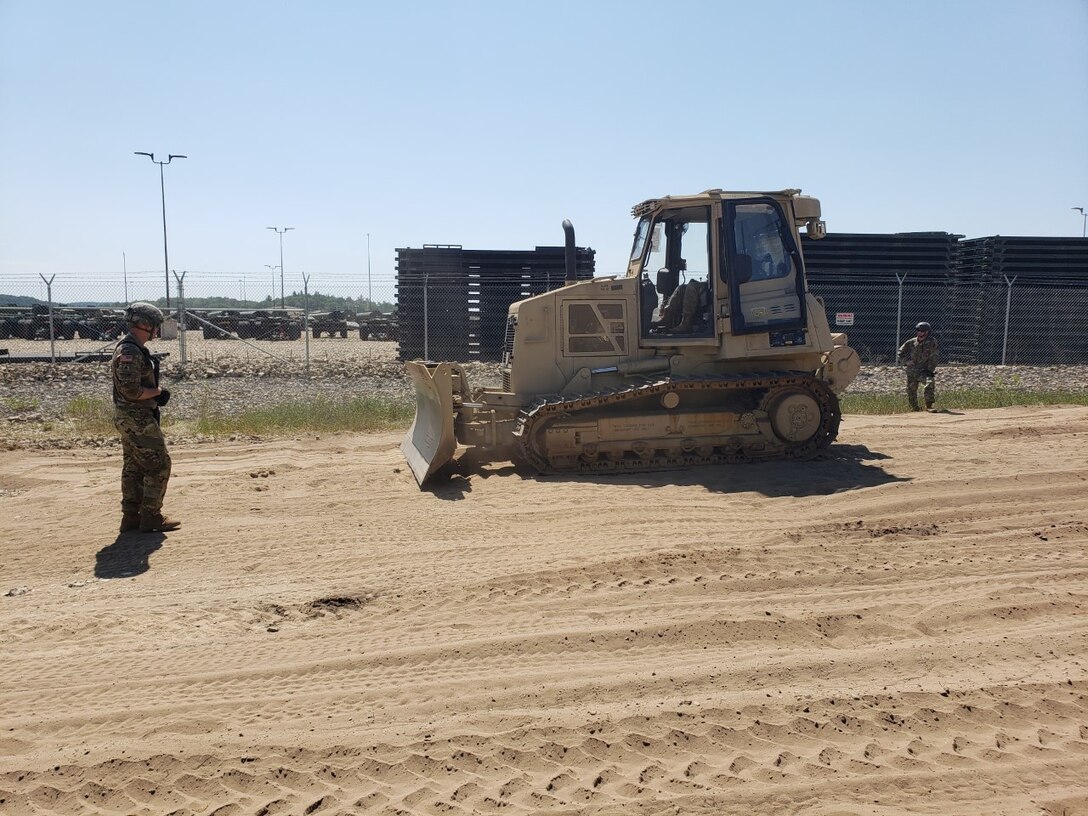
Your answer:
[804,233,1088,366]
[2,239,1086,370]
[809,278,1088,365]
[0,270,399,371]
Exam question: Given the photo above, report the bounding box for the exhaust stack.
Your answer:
[563,219,577,285]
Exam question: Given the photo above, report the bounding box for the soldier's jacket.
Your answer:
[897,335,939,374]
[112,334,160,416]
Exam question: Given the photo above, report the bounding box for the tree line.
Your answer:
[154,292,396,313]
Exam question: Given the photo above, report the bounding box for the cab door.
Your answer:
[719,198,807,337]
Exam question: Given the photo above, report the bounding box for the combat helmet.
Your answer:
[125,302,164,328]
[915,321,931,332]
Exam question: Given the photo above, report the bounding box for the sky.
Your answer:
[1,0,1086,305]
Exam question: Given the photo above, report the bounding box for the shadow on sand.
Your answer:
[423,452,523,501]
[94,532,165,579]
[424,442,905,500]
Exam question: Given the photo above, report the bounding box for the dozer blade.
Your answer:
[401,361,460,487]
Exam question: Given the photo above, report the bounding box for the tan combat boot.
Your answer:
[120,514,140,533]
[140,513,182,533]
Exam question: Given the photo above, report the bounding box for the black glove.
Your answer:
[155,387,171,407]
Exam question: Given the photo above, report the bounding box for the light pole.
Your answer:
[134,151,186,308]
[264,264,280,305]
[1074,207,1087,238]
[367,232,372,307]
[267,226,294,308]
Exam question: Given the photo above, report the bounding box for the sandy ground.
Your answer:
[1,406,1087,815]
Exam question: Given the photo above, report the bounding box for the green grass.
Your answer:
[64,394,115,434]
[842,388,1088,415]
[191,395,415,437]
[28,387,1088,441]
[47,392,412,440]
[3,395,41,412]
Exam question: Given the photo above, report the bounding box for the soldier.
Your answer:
[897,321,939,411]
[112,303,180,533]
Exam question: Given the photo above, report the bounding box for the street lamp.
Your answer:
[367,232,372,307]
[267,226,294,308]
[1074,207,1087,238]
[134,151,186,308]
[264,264,280,305]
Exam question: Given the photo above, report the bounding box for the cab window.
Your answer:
[640,206,713,338]
[630,217,651,261]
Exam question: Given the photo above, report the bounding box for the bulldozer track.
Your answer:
[512,371,841,476]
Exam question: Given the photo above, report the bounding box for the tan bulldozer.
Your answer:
[402,188,860,487]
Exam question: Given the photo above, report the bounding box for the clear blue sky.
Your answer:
[1,0,1086,303]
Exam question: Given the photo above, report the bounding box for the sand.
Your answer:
[1,405,1087,815]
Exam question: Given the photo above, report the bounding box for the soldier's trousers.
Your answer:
[661,282,703,330]
[114,409,171,518]
[906,370,936,409]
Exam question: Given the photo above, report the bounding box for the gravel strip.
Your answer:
[3,355,1086,426]
[0,356,503,438]
[6,332,1085,452]
[847,364,1088,394]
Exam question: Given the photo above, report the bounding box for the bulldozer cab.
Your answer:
[634,194,807,347]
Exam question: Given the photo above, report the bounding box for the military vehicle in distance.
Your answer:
[358,310,398,341]
[0,304,124,341]
[195,309,301,340]
[201,310,244,339]
[402,188,861,486]
[310,310,357,338]
[239,310,302,340]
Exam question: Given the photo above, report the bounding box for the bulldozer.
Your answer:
[402,188,860,487]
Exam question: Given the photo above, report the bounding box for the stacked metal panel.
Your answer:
[396,245,595,361]
[956,237,1088,364]
[396,234,1084,366]
[801,233,961,363]
[802,233,1088,364]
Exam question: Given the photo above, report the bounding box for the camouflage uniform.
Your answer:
[112,333,171,522]
[897,334,939,410]
[661,280,707,332]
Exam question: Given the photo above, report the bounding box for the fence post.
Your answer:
[39,273,56,364]
[302,273,311,379]
[1001,274,1017,365]
[423,271,429,361]
[173,271,188,372]
[894,271,907,359]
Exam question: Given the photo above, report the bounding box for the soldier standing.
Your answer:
[897,321,939,411]
[112,303,180,533]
